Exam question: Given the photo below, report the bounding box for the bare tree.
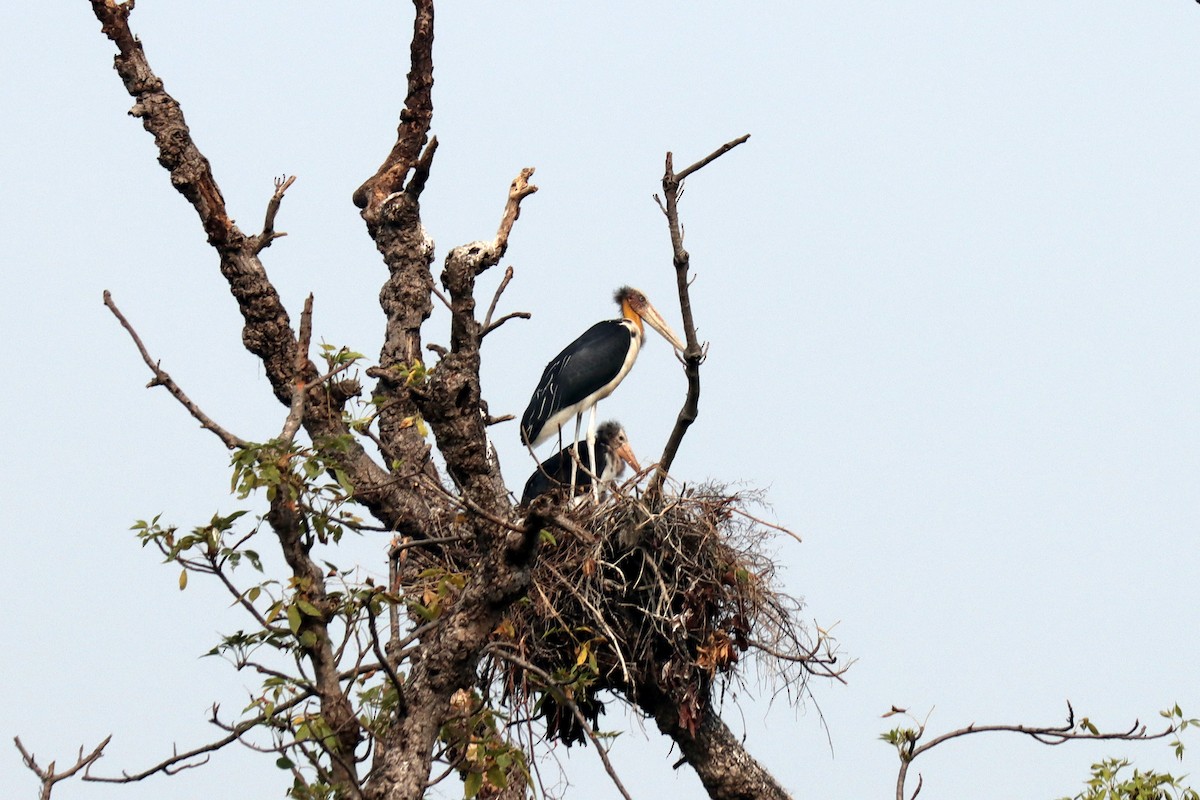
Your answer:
[15,2,842,800]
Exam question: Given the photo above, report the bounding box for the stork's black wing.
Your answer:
[520,320,632,445]
[520,442,597,504]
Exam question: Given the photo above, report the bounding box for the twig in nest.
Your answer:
[490,484,836,757]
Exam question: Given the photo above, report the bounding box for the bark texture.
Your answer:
[652,701,795,800]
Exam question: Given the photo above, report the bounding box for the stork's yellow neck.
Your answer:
[621,299,644,336]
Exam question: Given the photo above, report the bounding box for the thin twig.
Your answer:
[15,735,112,800]
[675,134,751,182]
[481,311,531,339]
[252,174,297,254]
[890,702,1177,800]
[430,283,453,311]
[103,291,247,450]
[486,645,634,800]
[482,265,514,330]
[543,563,631,687]
[388,535,472,558]
[729,506,803,545]
[366,606,408,716]
[418,474,528,535]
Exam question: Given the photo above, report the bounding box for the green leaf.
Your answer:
[486,766,507,790]
[463,771,483,799]
[276,756,294,770]
[287,603,302,634]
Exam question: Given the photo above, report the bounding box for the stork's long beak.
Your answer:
[613,439,642,474]
[638,301,686,353]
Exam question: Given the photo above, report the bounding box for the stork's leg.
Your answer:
[586,405,599,501]
[568,413,582,497]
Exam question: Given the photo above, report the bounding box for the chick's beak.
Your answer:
[639,301,686,353]
[613,440,642,475]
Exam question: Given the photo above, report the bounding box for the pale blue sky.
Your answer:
[5,2,1200,799]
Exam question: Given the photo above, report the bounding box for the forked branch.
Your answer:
[648,134,751,499]
[353,0,435,210]
[885,702,1186,800]
[15,735,111,800]
[252,174,297,254]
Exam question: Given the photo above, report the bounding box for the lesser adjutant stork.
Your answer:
[521,421,640,504]
[520,286,683,496]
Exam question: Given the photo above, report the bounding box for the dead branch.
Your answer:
[676,134,752,183]
[482,265,515,330]
[481,265,531,338]
[647,134,751,499]
[252,174,297,254]
[495,168,539,256]
[15,735,111,800]
[367,605,409,715]
[103,290,248,449]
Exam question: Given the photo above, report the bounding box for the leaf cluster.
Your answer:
[1060,758,1199,800]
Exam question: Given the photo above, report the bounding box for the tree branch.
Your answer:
[82,693,314,784]
[647,134,750,500]
[422,167,538,511]
[353,0,436,210]
[886,702,1181,800]
[649,698,793,800]
[486,645,634,800]
[480,311,531,339]
[15,735,112,800]
[251,174,297,254]
[482,265,515,331]
[89,0,410,532]
[495,168,539,255]
[279,293,314,444]
[103,290,247,449]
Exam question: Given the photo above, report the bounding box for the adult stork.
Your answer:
[520,286,683,497]
[521,421,640,505]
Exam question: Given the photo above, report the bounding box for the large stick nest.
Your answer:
[481,483,841,747]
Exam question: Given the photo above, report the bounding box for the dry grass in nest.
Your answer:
[485,483,842,747]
